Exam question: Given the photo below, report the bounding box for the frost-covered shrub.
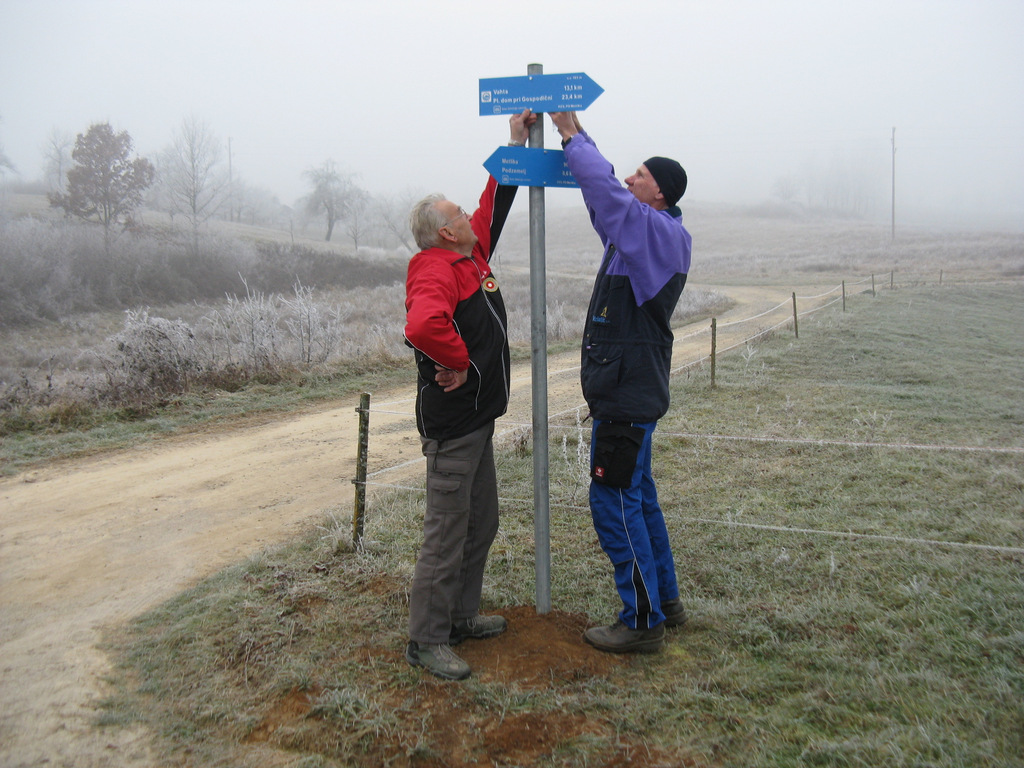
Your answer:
[281,282,349,365]
[201,280,282,375]
[0,219,94,322]
[102,309,200,399]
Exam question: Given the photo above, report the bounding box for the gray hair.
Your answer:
[409,193,449,251]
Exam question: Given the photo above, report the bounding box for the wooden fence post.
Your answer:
[792,292,799,339]
[871,274,876,297]
[352,392,370,548]
[710,317,717,387]
[890,270,894,290]
[842,280,847,312]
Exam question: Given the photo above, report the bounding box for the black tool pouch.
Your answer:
[591,422,644,488]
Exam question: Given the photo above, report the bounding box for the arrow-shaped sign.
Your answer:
[479,72,604,116]
[483,146,578,188]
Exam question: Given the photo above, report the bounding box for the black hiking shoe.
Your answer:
[583,620,665,654]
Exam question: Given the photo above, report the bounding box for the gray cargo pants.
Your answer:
[409,421,500,644]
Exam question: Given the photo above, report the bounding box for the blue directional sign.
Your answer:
[483,146,578,188]
[479,72,603,116]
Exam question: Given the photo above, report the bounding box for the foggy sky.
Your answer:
[2,0,1022,231]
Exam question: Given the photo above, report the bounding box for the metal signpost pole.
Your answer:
[478,64,602,614]
[527,62,551,614]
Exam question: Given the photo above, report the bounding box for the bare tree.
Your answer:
[374,192,419,251]
[0,115,16,196]
[343,187,371,249]
[0,144,14,175]
[303,159,355,242]
[48,122,155,248]
[159,115,228,256]
[233,178,289,228]
[803,151,881,216]
[771,175,801,204]
[42,127,73,195]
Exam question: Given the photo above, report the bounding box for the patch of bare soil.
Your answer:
[402,607,682,768]
[0,284,804,767]
[244,606,685,768]
[458,605,618,687]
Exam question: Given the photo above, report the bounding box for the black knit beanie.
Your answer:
[643,156,687,206]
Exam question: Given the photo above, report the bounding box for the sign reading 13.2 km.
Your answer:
[479,72,604,116]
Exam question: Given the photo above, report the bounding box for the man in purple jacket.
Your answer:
[550,111,692,654]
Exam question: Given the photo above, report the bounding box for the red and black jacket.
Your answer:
[404,177,518,440]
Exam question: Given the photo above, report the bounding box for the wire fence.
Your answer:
[350,271,1024,554]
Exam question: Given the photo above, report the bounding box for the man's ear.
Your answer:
[439,226,456,243]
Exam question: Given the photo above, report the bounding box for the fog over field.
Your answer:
[1,0,1022,232]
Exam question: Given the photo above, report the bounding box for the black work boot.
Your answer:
[661,598,688,628]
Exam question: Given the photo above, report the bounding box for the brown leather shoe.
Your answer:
[661,598,688,628]
[583,620,665,653]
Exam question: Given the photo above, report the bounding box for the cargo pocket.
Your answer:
[582,345,622,398]
[426,455,472,513]
[591,422,644,488]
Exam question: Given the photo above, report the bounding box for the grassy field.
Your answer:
[99,281,1024,767]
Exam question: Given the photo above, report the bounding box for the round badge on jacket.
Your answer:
[482,276,499,293]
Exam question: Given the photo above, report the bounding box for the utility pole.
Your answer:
[890,126,896,241]
[228,137,234,223]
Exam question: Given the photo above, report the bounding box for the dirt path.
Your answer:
[0,284,819,767]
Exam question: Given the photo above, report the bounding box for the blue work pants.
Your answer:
[589,419,679,629]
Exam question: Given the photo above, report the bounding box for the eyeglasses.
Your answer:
[443,207,469,228]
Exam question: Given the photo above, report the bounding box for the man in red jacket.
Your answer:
[403,108,536,680]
